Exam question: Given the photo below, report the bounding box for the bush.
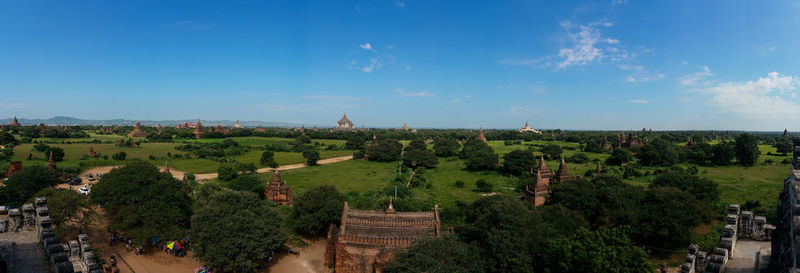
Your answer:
[568,153,590,164]
[33,143,50,152]
[455,180,465,188]
[475,179,492,192]
[303,150,321,166]
[111,151,127,161]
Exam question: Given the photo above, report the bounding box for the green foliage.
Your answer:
[735,133,760,166]
[192,189,285,273]
[433,137,460,157]
[217,163,238,181]
[226,175,264,197]
[583,139,604,153]
[540,144,563,160]
[345,135,365,150]
[635,186,712,248]
[636,138,680,166]
[775,137,793,155]
[292,185,345,235]
[605,148,633,166]
[402,149,439,169]
[34,143,50,152]
[46,146,66,162]
[111,151,127,160]
[454,180,465,188]
[0,165,61,206]
[303,149,321,166]
[30,188,97,235]
[568,152,590,164]
[259,151,278,167]
[541,227,652,273]
[501,149,534,175]
[475,179,492,192]
[462,139,498,171]
[367,139,403,162]
[408,138,427,151]
[651,170,720,204]
[711,140,735,165]
[90,162,192,245]
[385,235,484,273]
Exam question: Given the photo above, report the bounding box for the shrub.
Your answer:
[111,151,127,161]
[475,179,492,192]
[455,180,465,188]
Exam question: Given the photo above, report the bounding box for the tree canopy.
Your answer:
[651,170,720,204]
[0,165,60,206]
[385,235,484,273]
[501,149,535,175]
[461,139,498,171]
[541,227,652,273]
[291,185,345,235]
[432,137,460,157]
[192,189,285,273]
[91,161,192,245]
[367,139,403,162]
[735,133,760,166]
[30,188,97,235]
[605,148,633,166]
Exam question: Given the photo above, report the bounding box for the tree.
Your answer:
[402,149,438,169]
[541,227,652,273]
[501,149,534,175]
[367,139,403,162]
[34,143,50,152]
[345,135,365,150]
[540,144,563,160]
[583,139,604,153]
[636,138,680,166]
[291,185,345,235]
[605,148,633,165]
[0,131,18,146]
[111,151,127,160]
[651,170,720,204]
[226,175,263,197]
[385,235,484,273]
[259,151,278,167]
[735,133,760,166]
[475,179,492,192]
[462,139,498,171]
[632,186,712,248]
[30,188,97,234]
[192,189,285,273]
[432,137,460,157]
[776,137,793,155]
[407,138,427,151]
[217,163,238,181]
[0,165,60,206]
[711,140,736,166]
[303,150,320,166]
[46,146,66,162]
[90,162,192,245]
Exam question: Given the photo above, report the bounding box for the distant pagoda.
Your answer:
[127,121,147,137]
[519,121,541,133]
[10,116,20,126]
[193,120,205,139]
[334,113,355,131]
[476,127,487,142]
[234,120,242,128]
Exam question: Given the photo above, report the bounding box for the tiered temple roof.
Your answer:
[193,120,205,139]
[46,151,56,170]
[335,113,355,131]
[264,170,292,205]
[10,116,20,126]
[519,121,542,133]
[477,128,487,142]
[127,121,147,137]
[326,199,440,273]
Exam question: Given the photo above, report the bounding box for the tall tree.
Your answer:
[541,227,652,273]
[192,189,285,273]
[291,185,345,235]
[432,137,460,157]
[501,149,535,175]
[385,235,484,273]
[651,170,720,204]
[0,165,60,206]
[366,139,403,162]
[302,149,320,166]
[91,162,192,245]
[461,139,498,171]
[540,144,563,160]
[605,148,633,166]
[31,188,97,234]
[735,133,760,166]
[711,140,736,166]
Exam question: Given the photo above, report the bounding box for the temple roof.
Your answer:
[557,156,569,176]
[339,202,440,239]
[338,113,353,125]
[537,155,548,172]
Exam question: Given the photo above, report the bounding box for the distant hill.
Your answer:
[0,116,299,128]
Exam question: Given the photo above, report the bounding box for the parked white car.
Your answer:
[79,186,90,196]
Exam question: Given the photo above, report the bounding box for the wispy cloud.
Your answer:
[359,43,372,50]
[504,20,640,70]
[626,99,649,104]
[618,64,665,83]
[680,65,714,86]
[395,1,406,8]
[694,72,800,118]
[612,0,629,6]
[396,88,434,97]
[451,95,472,104]
[0,102,24,107]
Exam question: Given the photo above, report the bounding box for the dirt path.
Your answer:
[61,156,354,186]
[265,239,331,273]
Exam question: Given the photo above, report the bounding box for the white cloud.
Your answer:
[359,43,372,50]
[680,65,713,86]
[768,46,776,52]
[682,60,688,65]
[405,64,411,70]
[618,64,665,83]
[302,95,362,101]
[695,72,800,118]
[396,88,434,97]
[626,99,649,104]
[612,0,629,6]
[509,106,534,114]
[553,21,631,69]
[396,1,406,8]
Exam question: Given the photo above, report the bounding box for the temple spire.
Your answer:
[596,161,602,173]
[477,127,487,142]
[557,156,569,177]
[164,161,170,174]
[537,155,548,171]
[272,169,282,183]
[47,151,56,169]
[386,197,396,214]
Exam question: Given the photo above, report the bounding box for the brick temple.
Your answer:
[325,198,441,273]
[264,170,292,205]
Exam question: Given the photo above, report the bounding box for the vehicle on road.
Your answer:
[68,178,82,185]
[79,186,90,196]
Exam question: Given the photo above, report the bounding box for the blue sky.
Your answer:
[1,0,799,130]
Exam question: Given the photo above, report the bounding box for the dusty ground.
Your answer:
[726,240,771,273]
[265,239,331,273]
